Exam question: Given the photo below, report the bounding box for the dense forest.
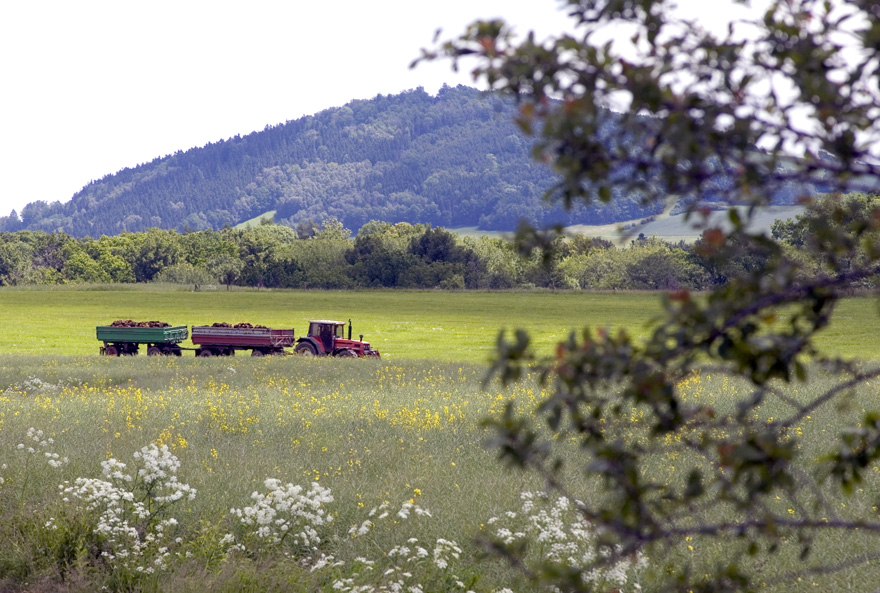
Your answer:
[0,86,818,238]
[1,194,874,291]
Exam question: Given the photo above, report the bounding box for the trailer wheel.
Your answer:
[198,349,214,357]
[251,349,265,357]
[147,346,162,356]
[104,345,119,357]
[295,343,316,356]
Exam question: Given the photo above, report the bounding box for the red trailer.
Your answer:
[191,324,295,357]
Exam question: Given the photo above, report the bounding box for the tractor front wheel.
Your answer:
[336,349,357,358]
[295,343,316,356]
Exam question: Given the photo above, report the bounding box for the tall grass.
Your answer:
[0,354,615,592]
[2,354,880,591]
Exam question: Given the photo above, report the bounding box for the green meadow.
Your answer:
[2,286,880,592]
[0,286,878,361]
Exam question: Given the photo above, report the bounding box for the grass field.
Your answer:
[2,354,880,592]
[2,286,880,592]
[0,286,877,361]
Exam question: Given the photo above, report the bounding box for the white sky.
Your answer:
[0,0,578,217]
[0,0,750,219]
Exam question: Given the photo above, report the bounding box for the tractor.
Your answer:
[294,319,380,358]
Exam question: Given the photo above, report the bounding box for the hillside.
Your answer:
[2,86,673,238]
[1,85,835,238]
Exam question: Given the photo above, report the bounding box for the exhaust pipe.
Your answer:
[348,319,352,340]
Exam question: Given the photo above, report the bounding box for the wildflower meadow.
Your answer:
[2,289,880,591]
[0,353,650,592]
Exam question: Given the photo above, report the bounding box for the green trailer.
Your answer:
[96,324,188,356]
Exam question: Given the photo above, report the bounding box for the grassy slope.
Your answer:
[563,205,807,243]
[0,286,875,361]
[233,210,276,229]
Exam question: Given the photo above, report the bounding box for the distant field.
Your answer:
[447,226,507,239]
[566,205,807,242]
[0,286,875,361]
[452,205,807,243]
[234,210,277,229]
[635,205,806,241]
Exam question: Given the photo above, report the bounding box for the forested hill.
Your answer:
[2,86,677,237]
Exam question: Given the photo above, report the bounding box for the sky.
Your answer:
[0,0,577,218]
[0,0,762,221]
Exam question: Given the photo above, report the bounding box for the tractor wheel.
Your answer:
[295,343,316,356]
[104,345,119,357]
[336,349,357,358]
[147,346,162,356]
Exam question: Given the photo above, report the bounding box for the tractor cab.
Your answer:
[311,320,344,351]
[294,319,380,358]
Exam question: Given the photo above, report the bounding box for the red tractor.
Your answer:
[294,320,380,358]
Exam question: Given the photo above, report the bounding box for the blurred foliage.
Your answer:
[417,0,880,590]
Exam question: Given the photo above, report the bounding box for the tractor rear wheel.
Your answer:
[295,343,316,356]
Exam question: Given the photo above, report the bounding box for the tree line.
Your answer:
[0,195,870,291]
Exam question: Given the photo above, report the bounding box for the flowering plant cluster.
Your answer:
[59,444,195,575]
[0,427,68,491]
[328,499,471,593]
[18,427,68,468]
[485,492,645,591]
[3,376,64,396]
[227,478,334,556]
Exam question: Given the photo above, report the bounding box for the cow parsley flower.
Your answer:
[230,479,334,555]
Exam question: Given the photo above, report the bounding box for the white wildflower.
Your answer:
[229,479,334,552]
[60,442,192,574]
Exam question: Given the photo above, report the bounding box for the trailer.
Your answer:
[97,324,188,356]
[190,325,295,357]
